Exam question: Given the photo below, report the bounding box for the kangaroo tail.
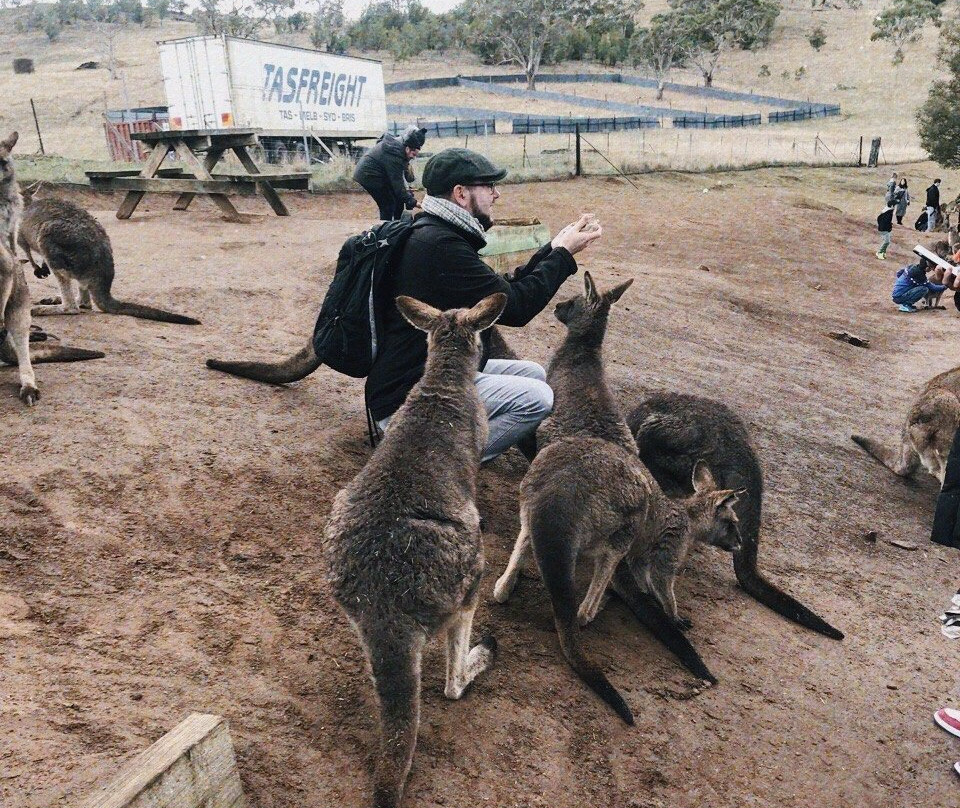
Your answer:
[733,535,844,641]
[610,561,717,684]
[851,433,919,477]
[206,340,321,385]
[536,539,633,725]
[0,341,105,365]
[92,288,200,325]
[366,628,424,808]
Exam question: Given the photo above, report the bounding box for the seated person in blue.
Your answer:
[892,255,947,313]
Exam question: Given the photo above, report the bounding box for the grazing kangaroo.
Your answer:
[494,273,737,722]
[18,197,200,325]
[852,366,960,485]
[627,392,844,641]
[323,292,506,808]
[0,133,103,405]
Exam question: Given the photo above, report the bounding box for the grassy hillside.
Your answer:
[0,0,937,165]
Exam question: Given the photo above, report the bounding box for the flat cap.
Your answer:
[422,148,507,195]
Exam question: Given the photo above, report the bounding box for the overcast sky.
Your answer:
[341,0,463,18]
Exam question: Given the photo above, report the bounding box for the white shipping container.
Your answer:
[158,35,387,138]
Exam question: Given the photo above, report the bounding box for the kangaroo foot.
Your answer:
[33,263,50,279]
[31,305,80,316]
[444,635,497,700]
[28,325,48,343]
[37,296,61,306]
[19,384,39,406]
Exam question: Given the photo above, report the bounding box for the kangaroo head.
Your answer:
[685,461,743,552]
[395,292,508,355]
[553,271,633,336]
[0,132,18,186]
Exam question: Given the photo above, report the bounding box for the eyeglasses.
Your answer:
[466,183,497,192]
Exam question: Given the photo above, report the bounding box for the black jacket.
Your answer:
[877,208,894,232]
[926,183,941,209]
[365,213,578,420]
[353,133,410,206]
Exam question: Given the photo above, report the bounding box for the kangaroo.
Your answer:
[0,133,103,405]
[322,292,506,808]
[18,197,200,325]
[852,366,960,485]
[494,273,734,723]
[627,392,844,640]
[206,323,516,384]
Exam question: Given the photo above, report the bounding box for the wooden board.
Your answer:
[79,713,246,808]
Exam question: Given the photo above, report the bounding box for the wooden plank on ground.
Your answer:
[79,713,247,808]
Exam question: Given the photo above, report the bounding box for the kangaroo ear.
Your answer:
[463,292,507,331]
[691,460,716,493]
[583,271,599,303]
[395,295,442,332]
[0,131,18,151]
[716,489,743,510]
[603,278,634,304]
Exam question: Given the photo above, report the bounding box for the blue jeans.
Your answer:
[927,206,938,232]
[378,358,553,463]
[893,285,928,306]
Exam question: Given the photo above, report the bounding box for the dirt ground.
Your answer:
[2,164,959,808]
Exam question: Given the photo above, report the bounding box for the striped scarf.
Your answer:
[420,195,487,246]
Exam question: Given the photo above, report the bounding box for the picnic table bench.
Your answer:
[85,128,311,223]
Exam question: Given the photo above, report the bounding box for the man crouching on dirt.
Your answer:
[365,147,602,462]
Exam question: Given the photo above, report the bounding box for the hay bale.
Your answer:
[12,58,34,75]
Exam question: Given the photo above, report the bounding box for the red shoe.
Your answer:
[935,708,960,739]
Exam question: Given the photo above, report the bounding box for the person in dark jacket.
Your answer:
[353,125,427,220]
[931,426,960,548]
[365,147,602,462]
[891,256,946,312]
[876,204,894,260]
[926,178,942,233]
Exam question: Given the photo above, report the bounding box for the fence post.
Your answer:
[858,135,863,167]
[867,137,881,168]
[30,98,44,156]
[575,124,581,177]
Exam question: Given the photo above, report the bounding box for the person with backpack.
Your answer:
[364,147,602,462]
[891,255,947,312]
[926,178,942,233]
[353,125,427,221]
[876,203,894,260]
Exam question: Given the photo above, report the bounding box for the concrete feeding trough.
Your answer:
[79,713,247,808]
[480,217,551,273]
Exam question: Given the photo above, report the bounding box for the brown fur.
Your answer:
[494,274,739,722]
[322,292,506,808]
[852,365,960,484]
[18,197,200,325]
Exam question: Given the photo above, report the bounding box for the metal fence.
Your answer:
[672,113,763,129]
[768,105,842,123]
[388,118,497,138]
[512,115,659,134]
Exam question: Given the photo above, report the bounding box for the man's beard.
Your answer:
[468,200,493,231]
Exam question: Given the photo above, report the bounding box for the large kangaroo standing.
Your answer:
[323,293,506,808]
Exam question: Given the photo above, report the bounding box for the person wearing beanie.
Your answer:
[365,147,603,463]
[352,125,427,220]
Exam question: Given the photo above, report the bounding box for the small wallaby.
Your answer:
[0,133,103,405]
[628,392,844,640]
[18,197,200,325]
[495,435,741,724]
[852,365,960,485]
[323,292,506,808]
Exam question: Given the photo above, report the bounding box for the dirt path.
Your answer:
[1,165,958,808]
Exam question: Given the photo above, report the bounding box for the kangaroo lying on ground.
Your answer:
[494,273,740,723]
[0,133,103,404]
[627,392,844,641]
[851,366,960,485]
[18,197,200,325]
[323,292,506,808]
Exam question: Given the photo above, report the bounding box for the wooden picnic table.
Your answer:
[88,128,310,223]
